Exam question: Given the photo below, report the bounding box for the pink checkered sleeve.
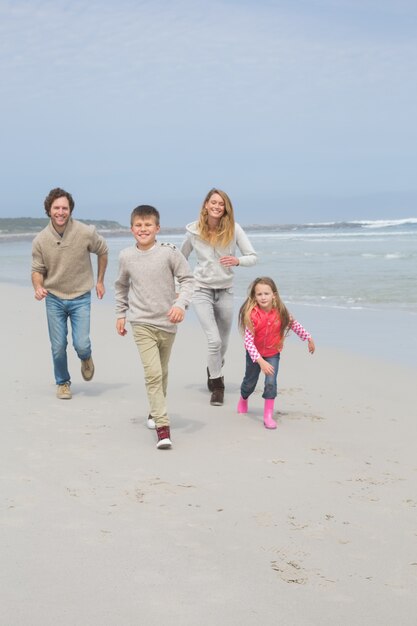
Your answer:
[290,318,311,341]
[244,327,261,362]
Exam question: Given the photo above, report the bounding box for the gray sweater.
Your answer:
[115,242,195,333]
[180,221,257,289]
[31,218,108,299]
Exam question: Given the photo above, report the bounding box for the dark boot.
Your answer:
[207,360,225,392]
[210,377,225,406]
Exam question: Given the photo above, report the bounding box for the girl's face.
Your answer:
[205,193,225,221]
[254,283,275,311]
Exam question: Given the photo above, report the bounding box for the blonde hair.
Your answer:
[197,188,235,247]
[238,277,291,339]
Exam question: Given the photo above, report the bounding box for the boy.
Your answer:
[115,205,194,449]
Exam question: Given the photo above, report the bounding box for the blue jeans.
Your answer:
[45,292,92,385]
[240,351,280,400]
[192,287,234,379]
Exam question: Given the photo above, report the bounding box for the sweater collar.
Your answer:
[48,217,74,239]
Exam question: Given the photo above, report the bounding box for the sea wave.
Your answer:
[351,218,417,228]
[247,218,417,232]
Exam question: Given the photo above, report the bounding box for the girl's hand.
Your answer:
[219,255,239,267]
[259,358,274,375]
[308,338,315,354]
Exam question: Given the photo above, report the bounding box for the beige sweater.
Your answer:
[31,219,108,299]
[115,242,195,333]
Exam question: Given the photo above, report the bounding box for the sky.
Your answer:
[1,0,416,226]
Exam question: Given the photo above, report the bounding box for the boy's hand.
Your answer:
[308,338,315,354]
[116,318,127,336]
[167,306,184,324]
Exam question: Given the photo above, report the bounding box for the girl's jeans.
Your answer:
[45,291,92,385]
[240,351,280,400]
[192,287,234,379]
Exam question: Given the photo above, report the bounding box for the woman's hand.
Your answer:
[219,255,239,267]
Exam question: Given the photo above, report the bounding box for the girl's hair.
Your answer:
[238,277,291,339]
[197,188,235,247]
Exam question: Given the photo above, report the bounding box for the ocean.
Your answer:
[1,218,416,367]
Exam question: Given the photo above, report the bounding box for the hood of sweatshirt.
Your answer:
[185,221,200,236]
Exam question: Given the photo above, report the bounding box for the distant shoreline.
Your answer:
[1,217,416,242]
[0,229,131,243]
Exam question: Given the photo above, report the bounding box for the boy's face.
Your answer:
[131,215,160,250]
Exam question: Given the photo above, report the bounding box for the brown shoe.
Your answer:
[156,425,172,449]
[57,382,72,399]
[210,377,224,406]
[81,356,95,381]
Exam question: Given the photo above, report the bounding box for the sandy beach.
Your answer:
[1,282,416,626]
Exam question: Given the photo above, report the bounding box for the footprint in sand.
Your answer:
[270,550,337,587]
[271,558,308,584]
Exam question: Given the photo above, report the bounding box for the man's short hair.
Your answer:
[44,188,75,216]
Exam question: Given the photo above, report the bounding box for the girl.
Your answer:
[181,188,257,406]
[237,277,315,429]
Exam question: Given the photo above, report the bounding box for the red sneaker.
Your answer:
[156,426,172,449]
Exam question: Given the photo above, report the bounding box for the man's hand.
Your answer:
[34,286,48,301]
[96,282,105,299]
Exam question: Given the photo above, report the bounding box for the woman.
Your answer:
[181,188,257,405]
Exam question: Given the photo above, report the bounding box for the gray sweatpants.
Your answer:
[192,287,234,379]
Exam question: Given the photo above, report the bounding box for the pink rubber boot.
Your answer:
[263,399,277,429]
[237,396,248,414]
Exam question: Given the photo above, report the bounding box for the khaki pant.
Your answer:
[132,324,176,428]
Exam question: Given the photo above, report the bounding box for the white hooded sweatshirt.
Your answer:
[180,221,257,289]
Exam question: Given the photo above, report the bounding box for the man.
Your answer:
[31,187,108,399]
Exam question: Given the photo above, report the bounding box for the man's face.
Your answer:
[131,215,160,250]
[49,196,71,233]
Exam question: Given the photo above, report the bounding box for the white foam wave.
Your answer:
[352,218,417,228]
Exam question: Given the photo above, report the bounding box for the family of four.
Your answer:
[32,187,315,450]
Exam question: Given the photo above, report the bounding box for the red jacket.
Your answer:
[250,306,283,357]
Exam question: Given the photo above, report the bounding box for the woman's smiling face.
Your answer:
[205,192,225,221]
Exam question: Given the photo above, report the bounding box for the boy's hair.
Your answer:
[238,276,291,339]
[197,188,235,247]
[130,205,160,226]
[44,187,75,216]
